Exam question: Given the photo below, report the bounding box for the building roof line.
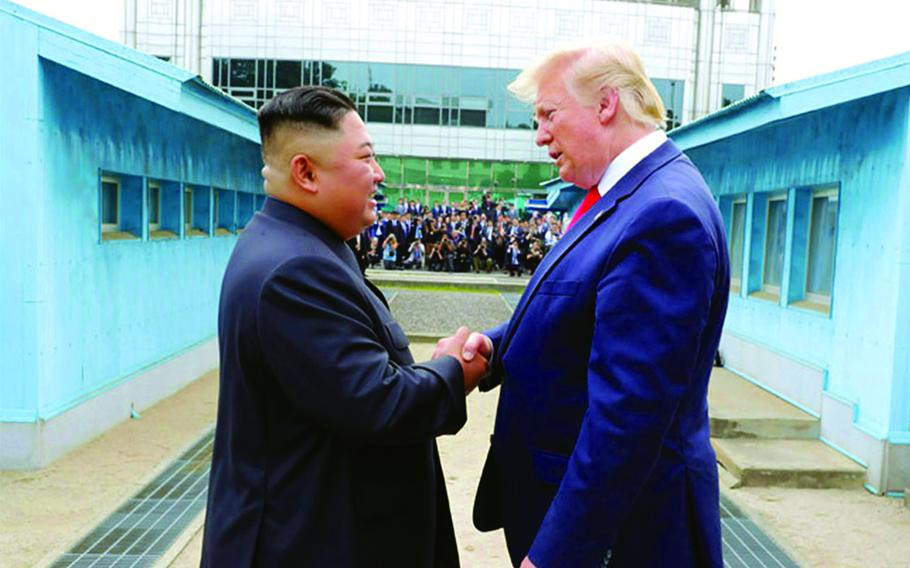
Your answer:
[2,0,190,82]
[2,0,257,126]
[670,50,910,148]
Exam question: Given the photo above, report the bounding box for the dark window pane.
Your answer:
[230,59,256,87]
[460,109,486,127]
[415,107,440,125]
[149,185,161,225]
[367,105,394,123]
[395,107,412,124]
[763,198,787,288]
[212,59,224,86]
[302,61,313,85]
[102,181,118,225]
[807,194,837,296]
[276,60,301,88]
[184,188,193,227]
[255,59,267,88]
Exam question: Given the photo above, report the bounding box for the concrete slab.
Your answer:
[709,367,819,439]
[366,267,530,293]
[713,438,866,489]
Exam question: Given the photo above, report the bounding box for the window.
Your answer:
[721,84,745,108]
[184,186,194,234]
[761,195,787,298]
[652,78,685,130]
[783,185,839,314]
[148,179,181,239]
[184,185,211,237]
[101,176,120,233]
[729,198,747,293]
[148,181,161,231]
[210,58,533,128]
[805,189,838,304]
[214,189,236,235]
[100,172,142,241]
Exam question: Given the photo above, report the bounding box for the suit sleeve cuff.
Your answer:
[413,355,467,435]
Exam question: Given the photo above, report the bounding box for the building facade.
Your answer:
[0,0,262,468]
[670,52,910,494]
[124,0,776,200]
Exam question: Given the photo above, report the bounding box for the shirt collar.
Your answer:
[596,129,667,196]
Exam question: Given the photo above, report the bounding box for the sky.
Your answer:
[11,0,910,86]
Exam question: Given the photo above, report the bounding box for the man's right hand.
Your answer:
[432,327,490,394]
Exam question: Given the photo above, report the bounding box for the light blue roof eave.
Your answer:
[3,0,259,143]
[671,50,910,151]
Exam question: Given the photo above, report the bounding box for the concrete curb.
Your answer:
[407,333,447,343]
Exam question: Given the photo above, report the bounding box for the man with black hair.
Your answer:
[201,86,487,567]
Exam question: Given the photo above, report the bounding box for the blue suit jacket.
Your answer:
[474,140,729,567]
[201,198,465,567]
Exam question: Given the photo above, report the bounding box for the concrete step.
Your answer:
[713,438,866,489]
[708,367,819,439]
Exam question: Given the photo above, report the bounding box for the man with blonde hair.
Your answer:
[450,41,729,567]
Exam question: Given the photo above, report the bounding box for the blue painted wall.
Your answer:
[0,5,262,422]
[680,88,910,442]
[0,8,42,421]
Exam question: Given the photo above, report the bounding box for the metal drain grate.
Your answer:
[721,493,800,568]
[51,430,215,568]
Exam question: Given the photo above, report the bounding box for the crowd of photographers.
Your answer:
[348,193,565,276]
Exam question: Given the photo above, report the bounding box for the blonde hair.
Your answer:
[508,40,667,130]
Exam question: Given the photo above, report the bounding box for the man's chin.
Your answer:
[558,166,576,184]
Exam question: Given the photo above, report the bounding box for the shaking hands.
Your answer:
[431,327,494,395]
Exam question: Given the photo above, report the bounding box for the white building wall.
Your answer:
[126,0,774,162]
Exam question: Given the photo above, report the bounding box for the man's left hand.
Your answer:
[520,556,537,568]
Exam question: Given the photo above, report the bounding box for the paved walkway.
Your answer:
[3,286,910,567]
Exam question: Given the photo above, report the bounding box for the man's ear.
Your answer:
[597,87,620,125]
[289,153,318,194]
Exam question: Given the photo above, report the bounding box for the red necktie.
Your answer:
[566,186,601,231]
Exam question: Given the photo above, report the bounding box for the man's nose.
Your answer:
[373,162,386,184]
[535,124,551,147]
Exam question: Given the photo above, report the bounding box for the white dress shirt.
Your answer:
[595,129,667,197]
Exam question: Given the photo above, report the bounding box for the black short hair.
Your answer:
[258,86,356,148]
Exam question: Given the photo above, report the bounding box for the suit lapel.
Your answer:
[498,140,683,360]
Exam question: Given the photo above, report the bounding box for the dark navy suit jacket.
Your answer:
[474,140,729,567]
[201,198,466,567]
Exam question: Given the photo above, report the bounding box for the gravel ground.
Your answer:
[387,290,514,336]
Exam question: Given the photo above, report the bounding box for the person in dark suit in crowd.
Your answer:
[449,40,729,568]
[201,86,489,567]
[347,229,370,274]
[506,238,523,277]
